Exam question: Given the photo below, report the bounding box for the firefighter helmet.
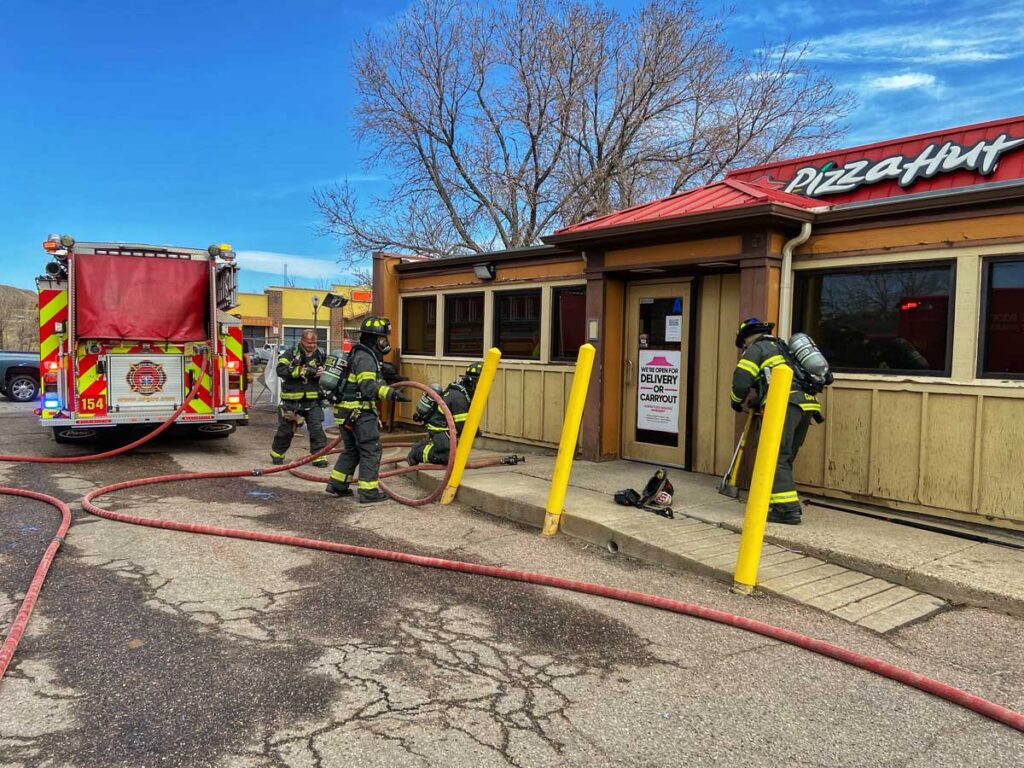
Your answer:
[463,361,483,398]
[360,316,392,336]
[735,317,774,348]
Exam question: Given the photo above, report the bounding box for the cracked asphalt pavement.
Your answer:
[1,401,1023,766]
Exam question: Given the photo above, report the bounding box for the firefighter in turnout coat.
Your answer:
[406,362,482,467]
[730,318,822,525]
[325,317,408,504]
[270,329,328,467]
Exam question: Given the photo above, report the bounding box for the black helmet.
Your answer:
[360,316,392,336]
[462,361,483,398]
[360,316,392,356]
[735,317,774,348]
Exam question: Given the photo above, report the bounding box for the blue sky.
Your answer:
[2,0,1022,293]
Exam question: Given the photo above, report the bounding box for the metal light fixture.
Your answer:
[312,295,320,331]
[473,262,496,280]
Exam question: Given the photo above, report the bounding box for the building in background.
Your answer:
[233,285,372,352]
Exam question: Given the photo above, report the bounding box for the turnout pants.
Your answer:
[271,400,327,459]
[329,409,382,493]
[770,404,811,514]
[406,432,452,467]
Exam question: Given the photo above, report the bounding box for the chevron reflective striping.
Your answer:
[39,335,61,361]
[39,291,68,326]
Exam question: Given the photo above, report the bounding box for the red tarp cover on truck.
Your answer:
[74,254,209,341]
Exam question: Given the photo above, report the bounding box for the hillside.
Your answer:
[0,284,38,351]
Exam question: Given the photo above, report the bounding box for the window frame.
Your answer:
[492,287,543,361]
[400,294,438,358]
[792,259,957,378]
[549,284,588,363]
[443,291,486,359]
[977,253,1024,381]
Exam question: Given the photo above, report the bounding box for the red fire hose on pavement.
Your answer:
[4,377,1024,733]
[0,488,71,680]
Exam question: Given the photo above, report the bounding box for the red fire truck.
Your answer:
[36,235,248,442]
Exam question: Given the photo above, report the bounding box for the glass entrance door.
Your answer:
[622,281,692,467]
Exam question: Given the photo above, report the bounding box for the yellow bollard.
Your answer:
[440,347,501,505]
[542,343,596,537]
[732,364,794,594]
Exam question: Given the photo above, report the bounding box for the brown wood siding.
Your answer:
[604,237,742,269]
[600,280,625,457]
[804,212,1024,259]
[693,272,741,475]
[795,382,1024,528]
[399,260,584,292]
[396,359,578,448]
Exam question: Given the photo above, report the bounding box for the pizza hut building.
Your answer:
[374,114,1024,531]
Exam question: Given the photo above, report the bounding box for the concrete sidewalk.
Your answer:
[416,455,1024,632]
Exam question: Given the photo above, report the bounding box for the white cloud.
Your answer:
[794,1,1024,66]
[866,73,937,91]
[234,250,339,280]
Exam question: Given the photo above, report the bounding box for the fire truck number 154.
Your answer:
[81,397,105,411]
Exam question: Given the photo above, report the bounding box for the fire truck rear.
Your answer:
[36,235,248,442]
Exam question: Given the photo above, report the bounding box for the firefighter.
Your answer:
[270,329,328,467]
[730,318,822,525]
[406,361,482,467]
[325,316,409,503]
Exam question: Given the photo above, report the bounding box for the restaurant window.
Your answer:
[494,289,542,360]
[282,326,328,349]
[980,257,1024,378]
[402,296,437,356]
[242,325,267,348]
[793,262,954,375]
[444,293,484,357]
[551,285,587,362]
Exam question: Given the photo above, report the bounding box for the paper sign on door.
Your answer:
[637,349,681,433]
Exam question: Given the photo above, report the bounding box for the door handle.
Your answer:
[625,359,633,385]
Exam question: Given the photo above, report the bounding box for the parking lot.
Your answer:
[1,403,1023,767]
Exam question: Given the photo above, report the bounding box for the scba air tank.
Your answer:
[787,333,829,380]
[317,351,349,403]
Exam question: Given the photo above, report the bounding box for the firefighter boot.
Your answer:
[311,457,329,468]
[326,469,353,498]
[358,489,388,504]
[325,484,353,497]
[767,505,801,525]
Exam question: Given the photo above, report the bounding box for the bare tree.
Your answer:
[316,0,853,267]
[0,287,38,351]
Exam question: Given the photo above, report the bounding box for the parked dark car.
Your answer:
[0,350,40,402]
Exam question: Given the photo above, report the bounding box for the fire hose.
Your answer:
[2,379,1023,733]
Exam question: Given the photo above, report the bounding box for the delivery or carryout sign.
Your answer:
[637,350,681,433]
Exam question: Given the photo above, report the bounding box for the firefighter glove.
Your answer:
[731,400,744,413]
[387,389,411,403]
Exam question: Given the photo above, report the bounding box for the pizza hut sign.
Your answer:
[784,132,1024,198]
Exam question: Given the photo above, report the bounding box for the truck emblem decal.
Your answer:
[126,360,167,396]
[783,132,1024,197]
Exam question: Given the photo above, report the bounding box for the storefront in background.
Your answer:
[233,285,371,351]
[374,115,1024,530]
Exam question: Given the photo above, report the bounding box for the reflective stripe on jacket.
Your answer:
[277,345,325,401]
[334,345,389,411]
[731,336,821,413]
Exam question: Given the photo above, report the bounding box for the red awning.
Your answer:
[74,254,210,341]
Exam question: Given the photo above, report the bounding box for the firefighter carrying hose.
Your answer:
[731,318,827,525]
[325,317,409,504]
[406,361,482,467]
[271,329,328,467]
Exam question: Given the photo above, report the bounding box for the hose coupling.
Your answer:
[251,468,264,476]
[499,455,526,465]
